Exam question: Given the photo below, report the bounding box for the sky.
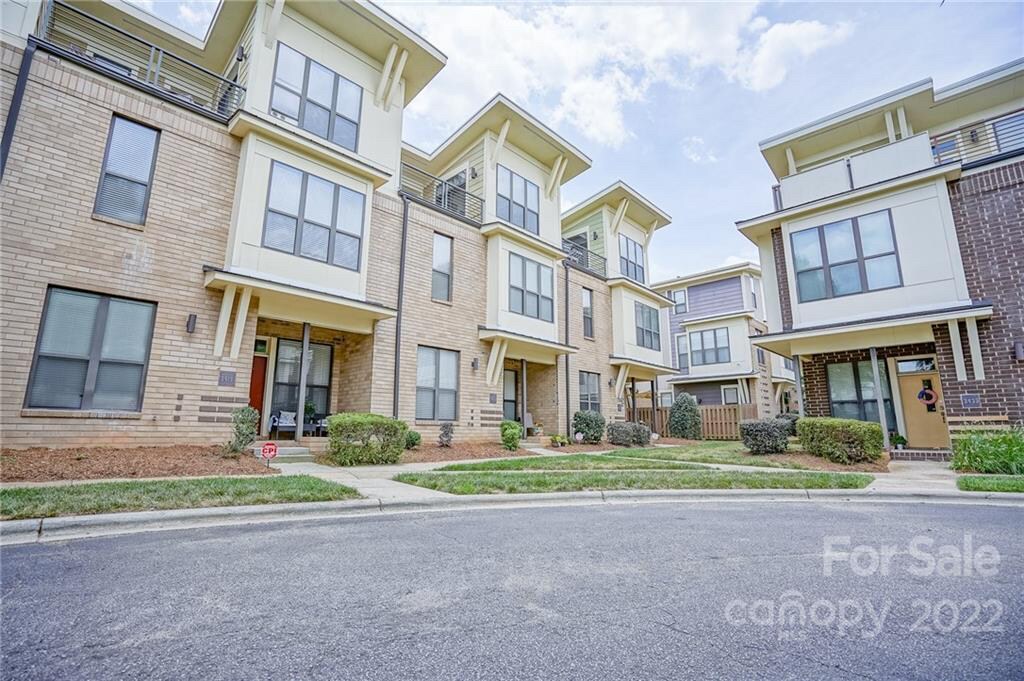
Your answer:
[133,1,1023,282]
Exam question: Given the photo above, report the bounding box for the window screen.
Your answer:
[95,116,159,224]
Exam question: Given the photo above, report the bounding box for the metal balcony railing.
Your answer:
[563,239,607,278]
[931,108,1024,168]
[399,163,485,224]
[38,0,245,122]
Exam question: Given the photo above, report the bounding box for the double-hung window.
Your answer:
[619,234,645,284]
[675,334,689,371]
[416,346,459,420]
[722,386,740,405]
[95,116,160,225]
[581,288,594,338]
[827,360,896,426]
[634,302,661,350]
[271,340,332,417]
[26,288,156,411]
[271,43,362,152]
[509,253,554,322]
[431,233,453,301]
[791,210,901,302]
[579,371,601,413]
[690,327,729,365]
[263,161,365,270]
[672,289,687,314]
[496,165,539,234]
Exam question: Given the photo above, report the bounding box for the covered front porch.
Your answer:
[615,356,676,435]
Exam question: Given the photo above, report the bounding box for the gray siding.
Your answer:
[673,381,729,406]
[685,276,743,318]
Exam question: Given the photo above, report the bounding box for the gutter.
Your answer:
[393,196,411,419]
[0,39,36,180]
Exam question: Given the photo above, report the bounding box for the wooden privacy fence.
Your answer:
[628,404,758,440]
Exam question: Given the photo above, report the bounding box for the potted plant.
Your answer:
[890,433,907,450]
[533,422,544,437]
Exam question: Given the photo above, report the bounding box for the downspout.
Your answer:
[392,196,411,418]
[0,39,37,180]
[563,261,571,436]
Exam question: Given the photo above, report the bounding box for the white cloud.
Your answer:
[176,2,217,36]
[680,136,718,164]
[386,2,852,148]
[718,255,752,267]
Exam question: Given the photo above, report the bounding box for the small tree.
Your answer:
[224,406,259,456]
[668,393,702,439]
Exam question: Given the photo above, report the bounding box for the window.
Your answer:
[95,116,159,224]
[509,253,554,322]
[690,327,729,366]
[791,210,901,302]
[434,170,467,216]
[993,112,1024,153]
[432,233,453,301]
[827,360,896,426]
[503,369,517,421]
[634,302,661,350]
[416,347,459,420]
[659,392,674,408]
[619,234,646,284]
[675,334,689,371]
[496,165,539,234]
[263,161,365,270]
[784,357,795,371]
[582,288,594,338]
[271,43,362,152]
[271,340,332,418]
[672,289,687,314]
[722,386,739,405]
[94,54,133,77]
[931,136,958,161]
[757,348,766,365]
[579,371,601,413]
[896,357,936,374]
[26,288,155,411]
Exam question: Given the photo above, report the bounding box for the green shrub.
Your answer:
[438,422,454,448]
[777,412,799,437]
[326,413,407,466]
[740,418,790,455]
[668,394,702,439]
[224,406,260,456]
[607,421,651,447]
[951,426,1024,474]
[797,417,883,465]
[572,411,605,444]
[549,434,570,447]
[500,420,523,451]
[404,430,421,450]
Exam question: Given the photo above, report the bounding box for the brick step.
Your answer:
[890,448,953,462]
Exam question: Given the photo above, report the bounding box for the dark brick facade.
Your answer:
[770,228,793,331]
[939,161,1024,423]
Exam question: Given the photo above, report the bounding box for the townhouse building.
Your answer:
[650,263,796,416]
[738,59,1024,452]
[0,0,673,448]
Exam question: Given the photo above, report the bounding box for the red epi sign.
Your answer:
[261,442,278,460]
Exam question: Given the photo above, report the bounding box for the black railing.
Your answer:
[931,108,1024,168]
[563,239,607,278]
[39,1,245,122]
[400,163,484,223]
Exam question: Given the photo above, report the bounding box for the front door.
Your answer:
[249,355,268,421]
[897,370,950,449]
[503,369,518,421]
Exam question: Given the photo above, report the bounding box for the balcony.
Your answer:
[37,1,245,122]
[930,108,1024,168]
[399,163,485,224]
[562,239,607,278]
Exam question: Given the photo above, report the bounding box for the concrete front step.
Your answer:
[250,443,314,463]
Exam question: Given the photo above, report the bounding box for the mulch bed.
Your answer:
[399,443,540,464]
[1,446,278,483]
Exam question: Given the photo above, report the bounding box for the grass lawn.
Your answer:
[394,470,874,495]
[609,442,809,470]
[957,475,1024,493]
[0,475,361,520]
[438,454,708,472]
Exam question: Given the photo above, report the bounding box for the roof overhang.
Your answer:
[480,222,568,260]
[413,94,592,182]
[478,327,577,366]
[561,181,671,232]
[607,277,673,306]
[751,303,993,358]
[651,261,761,291]
[609,356,676,380]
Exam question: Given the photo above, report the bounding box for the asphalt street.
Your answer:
[2,501,1022,680]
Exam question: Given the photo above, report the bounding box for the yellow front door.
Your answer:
[897,371,950,449]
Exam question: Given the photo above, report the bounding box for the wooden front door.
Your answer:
[897,371,950,449]
[249,355,268,420]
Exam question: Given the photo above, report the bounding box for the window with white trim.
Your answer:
[690,327,729,366]
[496,165,539,234]
[416,346,459,421]
[95,116,159,225]
[509,252,554,322]
[619,234,645,284]
[675,334,689,371]
[722,386,739,405]
[672,288,687,314]
[634,302,661,350]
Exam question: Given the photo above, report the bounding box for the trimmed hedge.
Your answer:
[668,394,702,439]
[797,417,883,465]
[951,427,1024,474]
[326,413,408,466]
[777,412,799,437]
[740,418,790,455]
[404,430,421,450]
[572,410,605,444]
[500,420,523,451]
[607,421,651,447]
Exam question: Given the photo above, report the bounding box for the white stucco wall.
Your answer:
[485,235,561,343]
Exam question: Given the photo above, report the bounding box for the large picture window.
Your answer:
[579,371,601,413]
[271,340,332,418]
[496,165,539,234]
[619,234,646,284]
[416,346,459,421]
[26,288,156,411]
[791,210,901,303]
[509,253,554,322]
[827,360,896,426]
[690,327,729,366]
[263,161,365,270]
[94,116,160,225]
[634,302,661,350]
[271,43,362,152]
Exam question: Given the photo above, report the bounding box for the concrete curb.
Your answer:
[4,488,1024,546]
